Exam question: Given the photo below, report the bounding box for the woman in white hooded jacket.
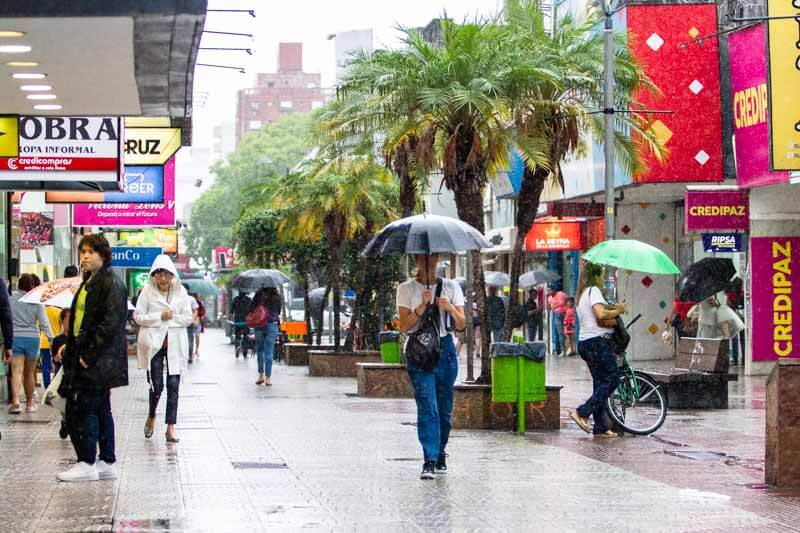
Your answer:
[134,255,194,443]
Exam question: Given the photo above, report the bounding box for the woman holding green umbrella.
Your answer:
[570,261,627,437]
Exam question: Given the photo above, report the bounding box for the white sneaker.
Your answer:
[96,460,118,480]
[25,402,38,414]
[57,462,99,482]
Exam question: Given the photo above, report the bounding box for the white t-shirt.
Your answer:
[396,278,465,338]
[577,286,613,342]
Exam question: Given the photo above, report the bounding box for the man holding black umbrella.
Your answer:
[397,254,465,480]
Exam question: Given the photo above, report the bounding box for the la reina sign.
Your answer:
[685,190,749,232]
[525,220,581,251]
[751,237,799,361]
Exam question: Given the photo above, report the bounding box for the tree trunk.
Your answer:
[344,258,369,352]
[298,263,312,346]
[394,137,419,218]
[503,166,548,341]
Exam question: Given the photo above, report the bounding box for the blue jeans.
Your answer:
[187,326,195,359]
[576,336,620,434]
[66,389,115,465]
[40,348,53,389]
[553,312,565,353]
[406,335,459,462]
[255,323,279,376]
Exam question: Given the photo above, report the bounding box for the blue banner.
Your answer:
[105,165,165,203]
[702,233,742,253]
[112,246,163,268]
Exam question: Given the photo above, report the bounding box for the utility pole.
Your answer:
[602,0,618,304]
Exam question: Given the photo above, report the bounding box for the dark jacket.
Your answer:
[0,278,12,348]
[59,265,128,394]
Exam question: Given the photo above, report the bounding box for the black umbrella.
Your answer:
[231,269,290,290]
[677,258,736,302]
[362,214,491,257]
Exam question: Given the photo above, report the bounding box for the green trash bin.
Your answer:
[379,331,401,364]
[491,341,546,403]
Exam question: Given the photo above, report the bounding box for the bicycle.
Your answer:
[605,314,668,435]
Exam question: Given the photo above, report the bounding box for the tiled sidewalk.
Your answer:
[0,329,796,532]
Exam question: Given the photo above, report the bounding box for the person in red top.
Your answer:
[563,297,577,356]
[663,297,695,339]
[547,287,568,356]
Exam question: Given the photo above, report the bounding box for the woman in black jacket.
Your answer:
[57,234,129,482]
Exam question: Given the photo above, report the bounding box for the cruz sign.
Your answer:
[0,116,123,190]
[685,190,749,232]
[123,127,181,165]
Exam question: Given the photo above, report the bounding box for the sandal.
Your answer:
[144,417,154,439]
[165,432,180,443]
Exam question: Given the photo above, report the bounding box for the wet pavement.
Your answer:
[0,328,798,532]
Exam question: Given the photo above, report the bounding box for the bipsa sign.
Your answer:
[729,23,790,187]
[0,116,123,190]
[685,190,749,232]
[525,220,581,251]
[751,237,800,361]
[766,0,800,170]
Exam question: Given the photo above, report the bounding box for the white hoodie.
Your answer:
[134,254,194,375]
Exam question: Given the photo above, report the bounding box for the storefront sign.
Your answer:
[702,233,742,253]
[685,190,749,232]
[213,246,235,271]
[525,220,581,251]
[123,127,181,165]
[729,24,790,187]
[766,0,800,170]
[118,228,178,254]
[111,246,162,268]
[72,157,176,227]
[751,236,800,360]
[0,116,19,157]
[0,116,123,188]
[46,165,165,204]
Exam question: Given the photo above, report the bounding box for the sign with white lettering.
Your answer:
[45,165,164,204]
[751,237,799,361]
[111,246,163,268]
[0,116,123,190]
[702,233,742,253]
[685,190,749,232]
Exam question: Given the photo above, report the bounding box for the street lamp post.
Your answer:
[602,0,618,304]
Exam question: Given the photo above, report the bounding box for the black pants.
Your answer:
[148,348,180,425]
[66,389,115,465]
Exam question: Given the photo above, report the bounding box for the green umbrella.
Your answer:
[582,239,680,275]
[182,278,220,296]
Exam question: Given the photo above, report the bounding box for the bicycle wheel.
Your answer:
[606,371,667,435]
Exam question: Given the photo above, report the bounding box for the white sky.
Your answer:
[192,0,503,148]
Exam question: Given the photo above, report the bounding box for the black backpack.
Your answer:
[405,280,443,372]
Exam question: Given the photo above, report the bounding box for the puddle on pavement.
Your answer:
[651,435,689,447]
[386,457,419,462]
[231,461,288,469]
[664,449,728,461]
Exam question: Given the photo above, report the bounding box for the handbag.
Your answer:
[245,305,268,329]
[405,280,443,372]
[590,287,630,353]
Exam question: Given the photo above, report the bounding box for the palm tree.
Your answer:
[500,1,665,340]
[273,156,397,350]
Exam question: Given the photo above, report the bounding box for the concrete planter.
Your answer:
[451,383,562,431]
[285,343,335,366]
[308,350,381,378]
[356,363,414,398]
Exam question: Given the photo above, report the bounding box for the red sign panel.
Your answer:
[627,4,724,184]
[525,221,581,251]
[685,190,749,232]
[751,237,800,361]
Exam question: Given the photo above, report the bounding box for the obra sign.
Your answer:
[111,246,163,268]
[0,115,123,190]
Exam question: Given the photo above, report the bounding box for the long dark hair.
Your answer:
[253,287,281,311]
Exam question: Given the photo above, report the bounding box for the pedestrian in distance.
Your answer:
[249,287,281,386]
[486,285,506,344]
[134,255,194,444]
[397,254,466,480]
[547,286,568,356]
[563,297,577,356]
[230,291,252,353]
[570,261,627,438]
[8,273,53,414]
[525,288,543,341]
[193,293,206,358]
[182,285,199,364]
[57,234,128,482]
[0,276,13,434]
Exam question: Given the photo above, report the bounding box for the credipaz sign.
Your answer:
[0,116,123,191]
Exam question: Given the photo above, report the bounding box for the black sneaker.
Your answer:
[435,454,447,474]
[59,420,69,440]
[420,460,435,480]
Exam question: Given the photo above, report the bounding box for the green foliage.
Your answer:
[185,113,314,265]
